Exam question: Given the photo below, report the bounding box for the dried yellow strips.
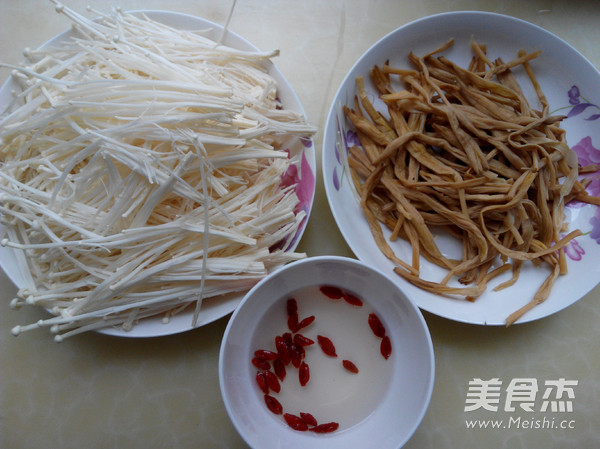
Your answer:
[345,39,599,325]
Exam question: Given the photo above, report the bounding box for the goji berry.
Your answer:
[273,358,286,381]
[264,394,282,415]
[251,357,271,371]
[289,343,304,368]
[368,313,386,338]
[286,298,298,316]
[342,359,359,374]
[311,422,339,433]
[317,335,337,357]
[288,314,299,332]
[380,335,392,360]
[284,413,308,431]
[293,333,314,347]
[300,412,318,427]
[265,370,281,393]
[299,361,310,386]
[319,285,344,299]
[297,343,305,359]
[254,349,278,361]
[256,371,269,394]
[343,293,363,307]
[275,336,291,365]
[282,332,293,346]
[295,315,315,331]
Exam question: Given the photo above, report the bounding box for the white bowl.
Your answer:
[219,256,434,449]
[322,11,600,325]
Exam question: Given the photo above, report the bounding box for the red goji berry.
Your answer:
[291,342,305,357]
[282,332,293,346]
[293,333,314,347]
[342,359,359,374]
[319,285,344,299]
[275,336,291,365]
[289,343,303,368]
[273,358,286,381]
[256,371,269,394]
[251,357,271,371]
[299,361,310,386]
[265,370,281,393]
[343,293,363,307]
[317,335,337,357]
[311,422,339,433]
[288,314,299,332]
[254,349,278,361]
[264,394,283,415]
[284,413,308,431]
[368,313,386,338]
[295,315,315,331]
[286,298,298,316]
[380,335,392,360]
[300,412,318,427]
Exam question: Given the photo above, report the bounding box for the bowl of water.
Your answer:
[219,256,434,449]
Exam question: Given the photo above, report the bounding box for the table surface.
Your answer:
[1,1,599,448]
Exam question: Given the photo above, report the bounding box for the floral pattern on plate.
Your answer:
[562,86,600,259]
[279,138,315,249]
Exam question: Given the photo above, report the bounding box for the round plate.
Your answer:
[322,11,600,325]
[0,10,316,337]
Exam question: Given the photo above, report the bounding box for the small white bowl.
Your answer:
[219,256,434,449]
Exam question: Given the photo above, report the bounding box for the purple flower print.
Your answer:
[295,150,315,215]
[573,136,600,167]
[333,114,360,191]
[345,129,360,149]
[568,86,581,105]
[276,148,315,250]
[573,136,600,198]
[332,166,340,190]
[565,137,600,210]
[566,85,600,121]
[560,86,600,256]
[590,208,600,245]
[564,238,585,261]
[280,162,298,189]
[564,89,600,208]
[280,150,315,216]
[300,137,313,148]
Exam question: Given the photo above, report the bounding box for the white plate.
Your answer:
[0,10,316,337]
[323,11,600,325]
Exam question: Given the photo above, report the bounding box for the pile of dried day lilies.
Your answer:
[344,39,600,325]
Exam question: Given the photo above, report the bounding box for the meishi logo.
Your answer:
[465,378,578,413]
[463,378,578,431]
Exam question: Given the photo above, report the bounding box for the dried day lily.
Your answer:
[344,38,600,325]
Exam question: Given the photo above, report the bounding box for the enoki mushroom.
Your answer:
[0,3,315,340]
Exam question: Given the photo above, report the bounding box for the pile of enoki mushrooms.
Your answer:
[0,4,315,341]
[344,39,600,325]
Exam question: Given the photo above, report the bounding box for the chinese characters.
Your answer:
[464,378,578,413]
